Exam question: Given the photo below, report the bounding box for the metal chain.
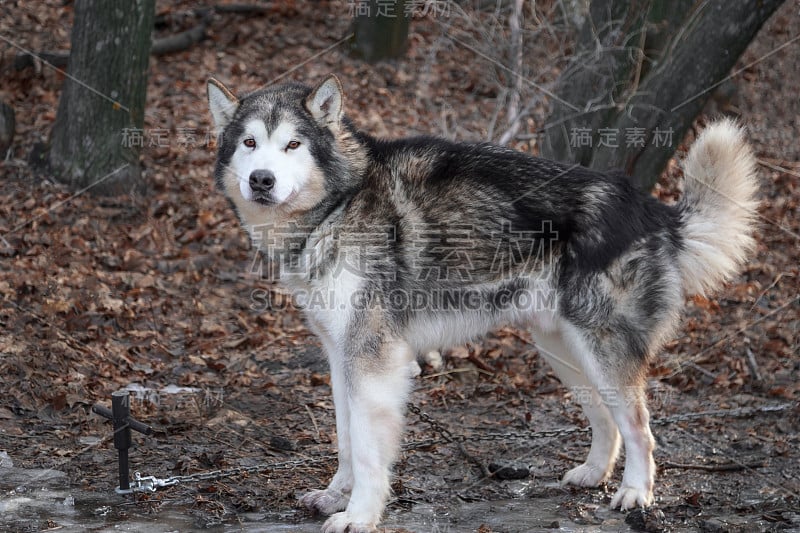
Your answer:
[406,401,796,445]
[406,403,460,442]
[125,401,795,493]
[128,455,334,493]
[650,402,795,425]
[406,402,592,443]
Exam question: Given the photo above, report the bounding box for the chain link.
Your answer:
[650,402,795,425]
[127,456,335,493]
[406,401,796,445]
[124,401,795,493]
[406,403,461,442]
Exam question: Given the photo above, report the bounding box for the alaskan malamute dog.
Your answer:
[207,74,758,533]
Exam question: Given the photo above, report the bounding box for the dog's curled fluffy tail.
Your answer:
[677,119,759,296]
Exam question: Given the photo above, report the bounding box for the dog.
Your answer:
[207,74,758,533]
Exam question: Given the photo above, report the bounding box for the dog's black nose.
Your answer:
[249,169,275,193]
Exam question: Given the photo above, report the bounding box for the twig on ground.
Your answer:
[458,442,492,478]
[758,158,800,178]
[305,404,321,443]
[745,347,762,382]
[662,460,765,472]
[424,367,480,379]
[750,272,789,312]
[685,361,717,380]
[467,352,495,374]
[505,328,535,346]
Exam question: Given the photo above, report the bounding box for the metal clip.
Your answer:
[131,472,159,493]
[122,471,181,494]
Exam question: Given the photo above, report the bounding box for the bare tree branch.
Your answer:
[541,0,786,191]
[498,0,525,145]
[539,0,652,165]
[591,0,786,189]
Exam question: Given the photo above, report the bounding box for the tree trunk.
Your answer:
[592,0,784,189]
[48,0,155,194]
[640,0,696,80]
[542,0,784,191]
[540,0,652,168]
[351,0,410,63]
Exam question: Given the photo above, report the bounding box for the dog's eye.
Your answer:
[286,140,301,151]
[243,138,256,148]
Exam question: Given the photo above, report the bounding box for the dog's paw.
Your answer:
[322,512,377,533]
[299,489,350,516]
[610,485,653,510]
[561,463,611,487]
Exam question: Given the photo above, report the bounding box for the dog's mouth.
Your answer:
[251,193,276,206]
[251,188,298,207]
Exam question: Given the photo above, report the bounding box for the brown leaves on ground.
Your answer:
[0,0,798,529]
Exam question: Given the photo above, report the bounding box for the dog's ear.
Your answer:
[305,74,343,128]
[207,78,239,132]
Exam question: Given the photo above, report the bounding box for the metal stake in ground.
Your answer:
[92,390,153,494]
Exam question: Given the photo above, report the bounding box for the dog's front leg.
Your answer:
[300,338,353,515]
[322,340,414,533]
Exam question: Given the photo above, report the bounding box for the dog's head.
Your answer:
[207,75,352,221]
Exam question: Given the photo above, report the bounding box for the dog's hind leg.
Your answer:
[605,382,655,510]
[560,323,656,510]
[322,339,414,533]
[531,329,621,487]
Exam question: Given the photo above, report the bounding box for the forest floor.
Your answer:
[0,1,798,532]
